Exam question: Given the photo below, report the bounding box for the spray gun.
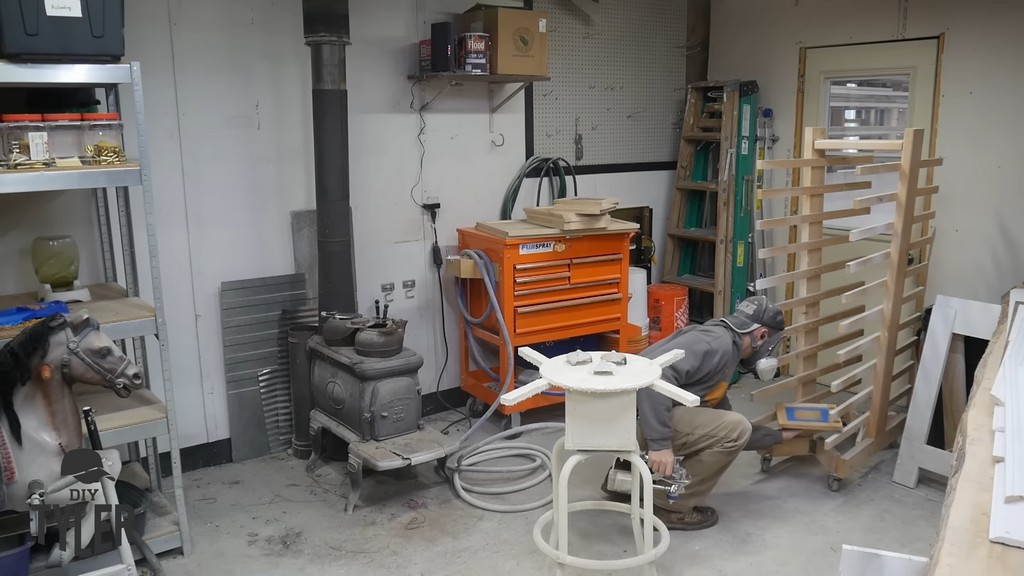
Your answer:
[603,454,692,502]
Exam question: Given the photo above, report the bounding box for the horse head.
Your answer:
[55,312,145,398]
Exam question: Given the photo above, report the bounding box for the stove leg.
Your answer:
[306,422,324,474]
[346,454,364,514]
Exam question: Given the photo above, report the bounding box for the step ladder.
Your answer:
[663,80,759,323]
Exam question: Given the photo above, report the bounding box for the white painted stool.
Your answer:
[501,347,700,575]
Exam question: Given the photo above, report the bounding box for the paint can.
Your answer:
[458,33,490,74]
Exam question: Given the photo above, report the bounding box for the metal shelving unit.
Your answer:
[0,61,191,562]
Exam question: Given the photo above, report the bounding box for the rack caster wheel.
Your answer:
[760,454,772,473]
[466,397,488,419]
[828,474,842,492]
[435,457,449,479]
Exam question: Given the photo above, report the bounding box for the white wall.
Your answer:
[0,0,677,449]
[708,0,1024,306]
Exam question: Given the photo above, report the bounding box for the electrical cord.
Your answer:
[429,213,470,426]
[408,80,425,208]
[444,249,565,513]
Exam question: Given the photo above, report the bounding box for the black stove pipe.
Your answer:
[303,0,356,318]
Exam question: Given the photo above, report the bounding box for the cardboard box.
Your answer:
[456,6,549,76]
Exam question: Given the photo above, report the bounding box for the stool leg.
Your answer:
[630,452,657,576]
[558,454,586,572]
[628,453,644,552]
[549,437,566,550]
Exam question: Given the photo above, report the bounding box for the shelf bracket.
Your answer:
[418,81,458,112]
[490,81,530,114]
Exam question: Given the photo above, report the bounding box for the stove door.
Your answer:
[369,377,421,440]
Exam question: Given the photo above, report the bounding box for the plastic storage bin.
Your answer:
[83,113,126,165]
[0,534,32,576]
[0,0,125,62]
[2,114,51,169]
[44,113,85,165]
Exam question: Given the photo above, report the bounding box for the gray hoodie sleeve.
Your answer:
[637,339,710,452]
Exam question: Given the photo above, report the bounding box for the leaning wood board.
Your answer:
[930,289,1024,574]
[476,218,639,239]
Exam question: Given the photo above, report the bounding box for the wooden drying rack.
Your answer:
[752,127,940,490]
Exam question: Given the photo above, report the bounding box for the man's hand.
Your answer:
[647,449,675,477]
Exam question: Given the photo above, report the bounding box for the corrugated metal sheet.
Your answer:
[220,273,315,462]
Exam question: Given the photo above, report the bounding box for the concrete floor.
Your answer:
[160,378,945,576]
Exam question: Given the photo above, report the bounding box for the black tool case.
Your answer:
[0,0,124,62]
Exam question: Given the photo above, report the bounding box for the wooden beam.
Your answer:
[920,157,943,168]
[777,281,864,311]
[777,329,865,368]
[856,162,900,176]
[751,355,864,401]
[898,312,923,331]
[786,305,867,337]
[758,155,874,170]
[836,332,881,362]
[902,285,926,304]
[849,221,894,241]
[893,359,916,382]
[843,278,886,304]
[756,207,871,230]
[905,261,929,278]
[838,305,884,334]
[831,387,873,419]
[909,234,934,252]
[757,235,848,259]
[912,210,936,225]
[814,139,904,151]
[913,184,940,199]
[831,360,877,392]
[853,191,898,208]
[756,258,856,290]
[895,336,920,357]
[834,414,906,478]
[759,180,871,200]
[825,411,869,451]
[847,249,891,273]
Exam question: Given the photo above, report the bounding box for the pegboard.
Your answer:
[530,0,686,167]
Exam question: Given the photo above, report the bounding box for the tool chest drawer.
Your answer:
[514,293,624,335]
[513,278,620,306]
[569,254,623,283]
[513,259,571,290]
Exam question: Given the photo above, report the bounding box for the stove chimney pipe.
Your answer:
[303,0,356,318]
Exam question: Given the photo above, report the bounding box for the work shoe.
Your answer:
[654,505,719,531]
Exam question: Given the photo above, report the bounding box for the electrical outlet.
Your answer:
[381,282,395,293]
[402,280,416,290]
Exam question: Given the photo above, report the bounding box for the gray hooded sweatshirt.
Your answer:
[637,321,744,451]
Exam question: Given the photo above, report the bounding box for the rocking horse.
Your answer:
[0,311,144,566]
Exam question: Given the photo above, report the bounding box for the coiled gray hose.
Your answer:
[445,249,566,513]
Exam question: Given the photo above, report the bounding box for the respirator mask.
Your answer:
[741,329,785,380]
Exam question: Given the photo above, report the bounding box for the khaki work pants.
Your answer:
[639,405,752,512]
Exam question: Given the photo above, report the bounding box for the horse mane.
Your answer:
[0,314,63,446]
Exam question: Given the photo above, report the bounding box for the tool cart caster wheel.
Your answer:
[828,474,842,492]
[466,397,488,419]
[502,415,523,440]
[760,454,772,473]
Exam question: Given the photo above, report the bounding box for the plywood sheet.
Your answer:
[476,218,638,239]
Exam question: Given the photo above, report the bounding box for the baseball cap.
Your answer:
[721,296,785,333]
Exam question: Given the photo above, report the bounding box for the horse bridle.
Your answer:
[58,318,134,398]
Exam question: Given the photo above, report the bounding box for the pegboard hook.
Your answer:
[491,133,505,148]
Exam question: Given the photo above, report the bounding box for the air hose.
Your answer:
[500,156,579,220]
[444,249,566,513]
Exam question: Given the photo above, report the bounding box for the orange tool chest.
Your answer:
[456,226,638,414]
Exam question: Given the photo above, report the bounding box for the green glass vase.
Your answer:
[31,235,80,290]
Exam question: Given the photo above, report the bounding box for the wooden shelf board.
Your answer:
[0,283,156,345]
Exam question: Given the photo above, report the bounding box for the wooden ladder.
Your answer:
[663,80,740,322]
